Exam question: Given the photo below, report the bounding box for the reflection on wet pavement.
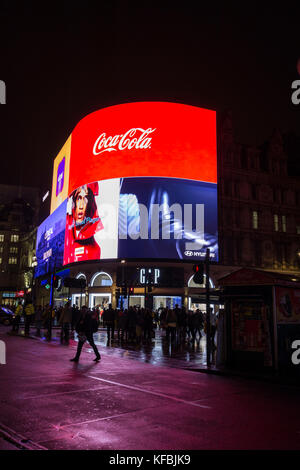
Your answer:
[45,327,216,369]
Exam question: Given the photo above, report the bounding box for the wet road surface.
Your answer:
[1,325,300,450]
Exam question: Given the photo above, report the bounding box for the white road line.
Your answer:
[17,386,113,400]
[58,411,135,429]
[88,375,211,409]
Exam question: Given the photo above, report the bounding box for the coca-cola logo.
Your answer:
[93,127,156,155]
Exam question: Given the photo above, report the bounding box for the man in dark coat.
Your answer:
[102,304,116,343]
[70,306,101,362]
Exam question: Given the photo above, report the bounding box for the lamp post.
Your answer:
[205,248,211,368]
[30,256,37,304]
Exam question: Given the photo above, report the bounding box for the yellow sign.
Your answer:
[50,134,72,214]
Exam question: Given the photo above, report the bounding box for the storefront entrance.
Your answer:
[89,293,111,310]
[71,293,86,308]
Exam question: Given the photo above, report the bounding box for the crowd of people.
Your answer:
[7,301,219,359]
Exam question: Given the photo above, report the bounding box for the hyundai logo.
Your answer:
[184,251,193,256]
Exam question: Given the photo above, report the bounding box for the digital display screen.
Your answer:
[35,200,67,277]
[50,135,71,214]
[38,102,218,275]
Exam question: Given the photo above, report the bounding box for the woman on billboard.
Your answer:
[64,183,104,264]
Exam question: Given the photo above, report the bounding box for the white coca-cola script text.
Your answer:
[93,128,156,155]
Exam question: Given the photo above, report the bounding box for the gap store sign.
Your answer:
[36,102,218,276]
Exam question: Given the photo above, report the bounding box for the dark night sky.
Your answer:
[0,2,299,194]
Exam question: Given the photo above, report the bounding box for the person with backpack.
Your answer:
[70,306,101,362]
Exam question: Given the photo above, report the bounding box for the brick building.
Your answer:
[218,112,300,276]
[0,185,40,306]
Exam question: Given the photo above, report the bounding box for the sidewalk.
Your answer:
[7,324,214,371]
[1,326,300,450]
[5,325,300,387]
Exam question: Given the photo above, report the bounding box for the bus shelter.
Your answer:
[218,268,300,375]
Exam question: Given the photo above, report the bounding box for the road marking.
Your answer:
[18,386,113,400]
[88,375,211,409]
[0,422,47,450]
[57,411,135,429]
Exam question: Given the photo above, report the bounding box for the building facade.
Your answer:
[218,112,300,273]
[0,185,40,306]
[35,108,300,312]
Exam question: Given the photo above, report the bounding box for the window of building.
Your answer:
[90,272,113,287]
[274,214,279,232]
[0,246,3,253]
[8,257,17,265]
[10,246,18,254]
[252,211,258,229]
[188,274,214,288]
[297,226,300,235]
[282,215,287,233]
[0,258,2,264]
[0,234,4,242]
[10,234,19,243]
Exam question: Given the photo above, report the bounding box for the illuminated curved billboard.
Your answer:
[42,102,218,271]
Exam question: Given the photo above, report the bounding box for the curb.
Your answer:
[186,366,300,387]
[0,422,47,450]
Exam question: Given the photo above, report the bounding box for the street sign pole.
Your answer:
[49,265,56,341]
[205,249,211,367]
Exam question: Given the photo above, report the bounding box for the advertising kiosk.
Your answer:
[218,268,300,375]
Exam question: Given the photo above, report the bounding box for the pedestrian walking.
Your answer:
[127,307,137,342]
[70,306,101,362]
[166,308,177,342]
[102,304,116,343]
[135,309,144,344]
[71,304,81,333]
[177,307,187,342]
[12,301,23,333]
[118,309,128,342]
[24,300,35,336]
[42,304,54,340]
[59,301,72,344]
[34,305,43,337]
[210,308,217,351]
[143,309,153,342]
[187,310,195,341]
[194,309,204,341]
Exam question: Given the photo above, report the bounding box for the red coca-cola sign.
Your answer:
[67,102,217,196]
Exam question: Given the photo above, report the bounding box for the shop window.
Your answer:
[188,275,214,288]
[91,272,113,287]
